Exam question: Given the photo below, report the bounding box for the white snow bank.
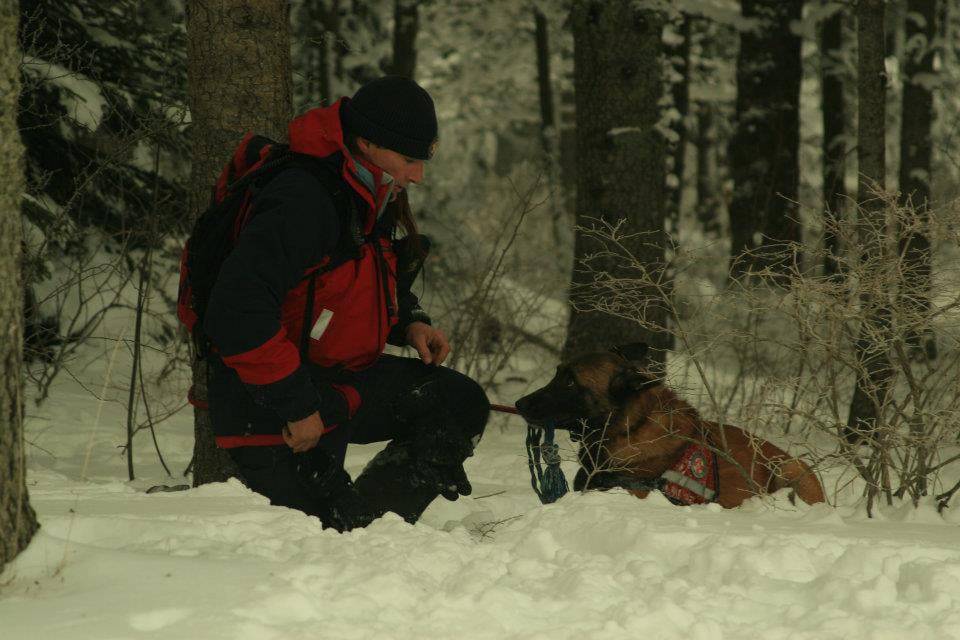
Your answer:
[7,255,960,639]
[7,436,960,639]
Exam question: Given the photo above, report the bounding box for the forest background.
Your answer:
[4,0,960,592]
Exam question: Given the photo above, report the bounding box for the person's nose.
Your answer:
[409,161,425,185]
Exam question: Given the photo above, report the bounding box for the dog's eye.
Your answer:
[565,378,575,388]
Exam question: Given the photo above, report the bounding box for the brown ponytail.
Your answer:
[387,190,424,256]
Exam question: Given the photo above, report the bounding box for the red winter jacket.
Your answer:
[203,100,431,442]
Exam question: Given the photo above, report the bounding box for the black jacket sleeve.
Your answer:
[387,290,432,347]
[203,166,341,423]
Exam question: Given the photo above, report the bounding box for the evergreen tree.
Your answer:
[563,0,669,364]
[727,0,803,279]
[391,0,419,78]
[820,2,847,279]
[666,14,691,230]
[290,0,392,113]
[186,0,293,486]
[1,0,39,572]
[17,0,188,364]
[846,0,892,444]
[18,0,187,237]
[898,0,938,360]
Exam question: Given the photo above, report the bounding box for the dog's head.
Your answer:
[515,342,661,427]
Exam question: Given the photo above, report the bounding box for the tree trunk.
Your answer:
[1,0,39,570]
[846,0,892,444]
[534,7,565,247]
[821,4,847,279]
[563,1,668,366]
[391,0,418,78]
[297,0,334,107]
[666,15,691,230]
[335,0,386,87]
[898,0,938,361]
[692,18,724,238]
[728,0,803,279]
[186,0,293,486]
[534,8,556,151]
[694,101,723,237]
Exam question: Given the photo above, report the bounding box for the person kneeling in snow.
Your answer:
[201,77,489,532]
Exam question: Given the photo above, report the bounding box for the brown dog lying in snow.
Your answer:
[515,343,825,508]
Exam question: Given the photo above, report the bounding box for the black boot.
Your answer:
[353,440,437,524]
[353,435,474,524]
[353,371,486,524]
[293,449,381,532]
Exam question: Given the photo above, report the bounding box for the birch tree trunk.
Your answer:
[1,0,39,570]
[186,0,293,486]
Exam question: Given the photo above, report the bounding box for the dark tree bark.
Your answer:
[298,0,335,106]
[727,0,803,278]
[391,0,419,78]
[534,7,566,246]
[336,0,386,86]
[898,0,938,361]
[821,4,847,279]
[666,15,691,229]
[694,101,723,237]
[186,0,293,486]
[691,18,724,238]
[1,0,39,571]
[846,0,893,444]
[563,1,669,366]
[534,8,555,151]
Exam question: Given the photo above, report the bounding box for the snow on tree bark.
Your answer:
[1,0,39,570]
[666,15,691,230]
[727,0,803,278]
[391,0,419,79]
[898,0,938,361]
[821,4,847,279]
[186,0,293,486]
[846,0,893,446]
[563,1,669,365]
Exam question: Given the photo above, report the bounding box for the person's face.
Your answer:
[356,138,426,191]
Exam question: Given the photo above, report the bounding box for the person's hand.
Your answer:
[406,322,450,366]
[283,411,325,452]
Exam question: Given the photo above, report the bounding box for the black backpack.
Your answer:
[176,133,360,359]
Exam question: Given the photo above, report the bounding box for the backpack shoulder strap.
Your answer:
[285,153,363,262]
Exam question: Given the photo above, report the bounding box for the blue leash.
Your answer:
[491,404,569,505]
[525,422,569,504]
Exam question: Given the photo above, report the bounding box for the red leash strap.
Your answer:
[491,403,519,415]
[188,385,210,410]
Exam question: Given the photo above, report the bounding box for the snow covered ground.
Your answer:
[6,298,960,639]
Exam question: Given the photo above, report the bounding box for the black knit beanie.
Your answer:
[340,76,439,161]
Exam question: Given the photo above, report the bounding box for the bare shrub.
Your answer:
[569,193,960,515]
[418,168,569,396]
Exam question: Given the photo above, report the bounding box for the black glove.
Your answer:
[435,463,472,501]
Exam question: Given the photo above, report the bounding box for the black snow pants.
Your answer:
[209,354,490,527]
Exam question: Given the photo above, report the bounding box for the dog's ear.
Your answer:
[608,368,658,402]
[610,342,649,365]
